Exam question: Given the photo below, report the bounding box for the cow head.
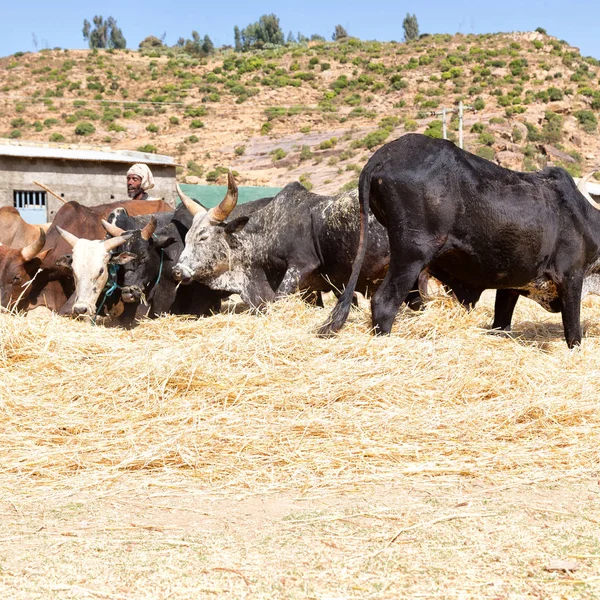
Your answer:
[0,230,47,309]
[55,227,134,317]
[173,172,247,283]
[101,217,175,303]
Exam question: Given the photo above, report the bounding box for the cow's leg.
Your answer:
[371,259,426,335]
[560,275,583,348]
[492,289,520,331]
[275,262,319,300]
[243,269,276,309]
[404,277,424,311]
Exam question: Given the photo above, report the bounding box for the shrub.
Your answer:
[473,97,485,110]
[379,116,400,131]
[300,145,313,161]
[9,129,22,138]
[470,122,485,134]
[10,117,26,128]
[362,129,390,149]
[478,132,495,146]
[146,123,159,133]
[541,111,563,143]
[299,173,313,191]
[574,110,598,133]
[476,146,495,161]
[137,144,158,153]
[271,148,287,161]
[75,122,95,136]
[547,87,564,101]
[512,126,523,143]
[424,120,443,139]
[49,133,65,142]
[169,116,180,125]
[404,119,418,132]
[319,137,338,150]
[187,135,199,143]
[234,145,246,156]
[190,120,205,129]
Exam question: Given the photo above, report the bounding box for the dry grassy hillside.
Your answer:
[1,30,599,194]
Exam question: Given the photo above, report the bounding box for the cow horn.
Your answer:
[56,226,80,249]
[177,183,206,217]
[208,170,239,222]
[577,172,600,208]
[104,233,133,252]
[21,228,46,261]
[141,216,157,241]
[102,219,126,237]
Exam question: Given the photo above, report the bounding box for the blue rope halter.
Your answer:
[95,262,120,318]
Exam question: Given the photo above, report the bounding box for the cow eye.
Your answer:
[12,275,21,284]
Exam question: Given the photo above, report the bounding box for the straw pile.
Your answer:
[2,291,599,497]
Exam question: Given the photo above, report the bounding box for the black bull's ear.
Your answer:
[56,254,73,269]
[110,252,136,265]
[224,216,250,235]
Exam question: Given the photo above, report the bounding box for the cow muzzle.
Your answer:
[121,286,142,303]
[172,263,193,284]
[72,303,94,317]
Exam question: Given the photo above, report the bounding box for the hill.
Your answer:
[1,30,599,194]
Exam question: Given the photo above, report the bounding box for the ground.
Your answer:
[2,292,600,598]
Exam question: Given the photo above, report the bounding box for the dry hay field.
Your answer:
[1,291,600,599]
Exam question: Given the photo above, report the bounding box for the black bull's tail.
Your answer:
[317,168,372,336]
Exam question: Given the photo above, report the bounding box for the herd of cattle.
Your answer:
[2,133,600,347]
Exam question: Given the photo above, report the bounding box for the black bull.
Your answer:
[319,133,600,348]
[172,178,423,310]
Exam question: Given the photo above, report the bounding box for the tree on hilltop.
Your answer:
[235,14,284,51]
[402,13,419,42]
[82,16,126,49]
[332,25,348,41]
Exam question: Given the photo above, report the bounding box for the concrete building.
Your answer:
[0,140,177,223]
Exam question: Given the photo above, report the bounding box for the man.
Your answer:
[126,164,155,200]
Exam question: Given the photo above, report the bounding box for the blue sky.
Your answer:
[1,0,599,59]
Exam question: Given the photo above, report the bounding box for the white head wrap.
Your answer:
[127,164,155,191]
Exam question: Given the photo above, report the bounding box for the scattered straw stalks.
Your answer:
[1,291,600,496]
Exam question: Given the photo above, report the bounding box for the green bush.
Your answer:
[49,133,65,142]
[470,122,485,134]
[146,123,159,133]
[74,121,95,136]
[473,97,485,110]
[137,144,158,153]
[300,145,313,161]
[271,148,287,161]
[476,146,495,161]
[478,132,495,146]
[424,120,443,139]
[547,87,564,101]
[9,129,22,138]
[190,120,205,129]
[574,110,598,133]
[404,119,418,132]
[234,145,246,156]
[169,116,180,125]
[362,129,390,149]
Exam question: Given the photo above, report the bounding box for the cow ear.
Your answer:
[56,254,73,269]
[224,216,250,235]
[152,233,176,249]
[110,252,136,265]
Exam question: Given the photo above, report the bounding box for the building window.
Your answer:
[13,190,47,210]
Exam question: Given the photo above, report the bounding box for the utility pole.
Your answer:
[429,102,473,150]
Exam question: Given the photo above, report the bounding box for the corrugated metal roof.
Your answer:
[0,141,176,166]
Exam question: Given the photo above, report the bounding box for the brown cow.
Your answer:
[3,199,172,314]
[0,230,48,309]
[0,206,51,249]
